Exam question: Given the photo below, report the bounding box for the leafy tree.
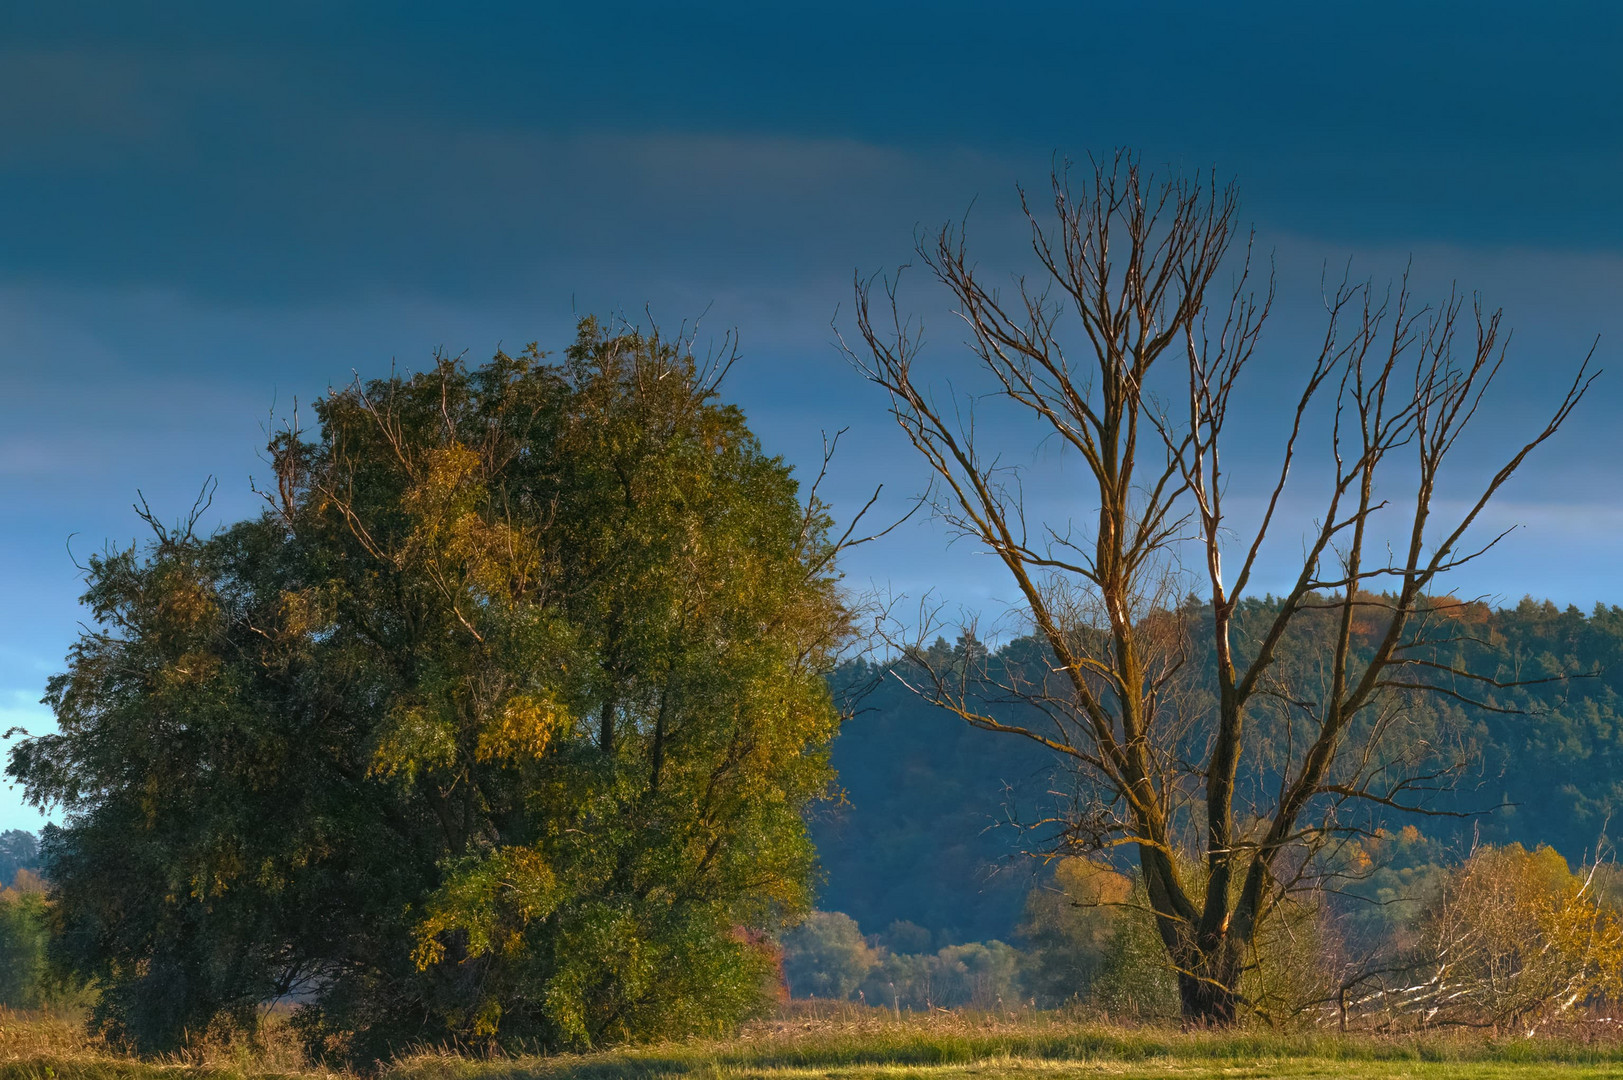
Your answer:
[1017,858,1133,1007]
[1015,858,1179,1018]
[0,870,51,1008]
[780,911,875,999]
[876,920,932,954]
[781,909,1024,1012]
[11,320,851,1060]
[924,941,1023,1011]
[1333,825,1453,953]
[0,831,40,888]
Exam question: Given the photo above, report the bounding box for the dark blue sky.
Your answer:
[3,1,1621,828]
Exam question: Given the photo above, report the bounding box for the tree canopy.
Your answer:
[10,320,851,1061]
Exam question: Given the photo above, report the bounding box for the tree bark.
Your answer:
[1177,955,1240,1026]
[1141,844,1242,1025]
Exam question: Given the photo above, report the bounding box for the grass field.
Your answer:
[10,1006,1623,1080]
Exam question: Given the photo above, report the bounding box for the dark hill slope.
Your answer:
[812,657,1053,944]
[812,600,1623,943]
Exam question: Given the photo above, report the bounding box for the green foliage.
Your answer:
[0,830,52,1011]
[781,910,1026,1012]
[876,921,932,954]
[1016,859,1132,1008]
[0,871,52,1008]
[1330,824,1454,954]
[1084,908,1179,1021]
[11,320,850,1061]
[889,941,1022,1011]
[1015,859,1177,1019]
[781,912,875,1000]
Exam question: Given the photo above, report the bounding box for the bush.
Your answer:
[782,912,876,999]
[0,870,52,1008]
[1395,843,1623,1030]
[1018,859,1176,1018]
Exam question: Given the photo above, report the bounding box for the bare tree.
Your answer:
[842,152,1596,1024]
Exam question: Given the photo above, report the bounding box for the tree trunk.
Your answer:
[1176,952,1240,1026]
[1142,849,1245,1026]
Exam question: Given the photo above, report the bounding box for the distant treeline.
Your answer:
[0,830,40,889]
[0,830,48,1010]
[786,833,1623,1028]
[813,597,1623,945]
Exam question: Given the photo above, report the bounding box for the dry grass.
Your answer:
[10,1004,1623,1080]
[0,1005,320,1080]
[391,1006,1623,1080]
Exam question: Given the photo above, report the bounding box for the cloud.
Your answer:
[0,35,1025,303]
[0,689,49,732]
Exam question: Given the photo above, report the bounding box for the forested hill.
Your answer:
[810,598,1623,946]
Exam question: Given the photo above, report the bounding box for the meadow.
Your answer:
[9,1006,1623,1080]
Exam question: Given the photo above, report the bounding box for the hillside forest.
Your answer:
[797,605,1623,1020]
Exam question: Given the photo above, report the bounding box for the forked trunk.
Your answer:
[1176,952,1241,1026]
[1142,848,1245,1026]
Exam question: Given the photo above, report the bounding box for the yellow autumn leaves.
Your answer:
[476,692,567,764]
[401,445,542,609]
[1409,843,1623,1029]
[373,692,570,782]
[412,846,560,969]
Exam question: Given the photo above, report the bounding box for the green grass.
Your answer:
[389,1009,1623,1080]
[10,1006,1623,1080]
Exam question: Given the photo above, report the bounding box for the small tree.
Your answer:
[1395,844,1623,1031]
[1018,858,1132,1007]
[0,871,50,1008]
[846,152,1594,1023]
[781,911,877,1000]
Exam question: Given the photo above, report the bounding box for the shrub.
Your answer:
[1398,843,1623,1030]
[782,912,876,999]
[0,870,51,1008]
